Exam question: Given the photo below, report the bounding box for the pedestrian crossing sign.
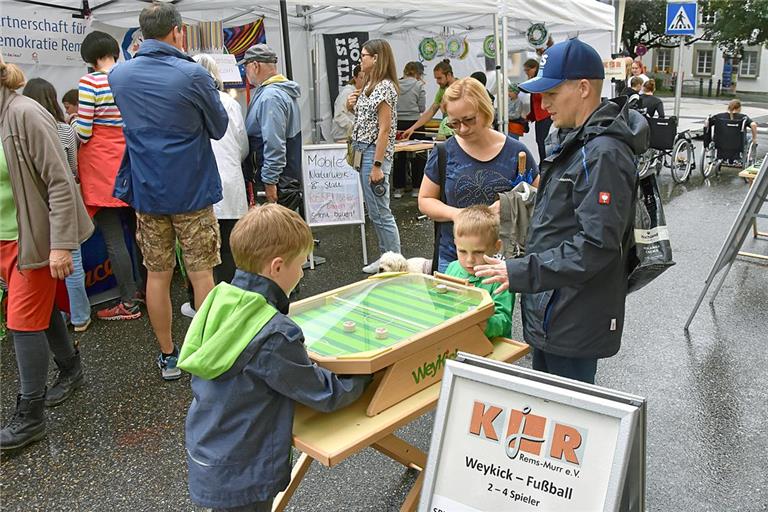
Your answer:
[665,2,697,35]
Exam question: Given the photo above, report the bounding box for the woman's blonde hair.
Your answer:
[230,204,314,274]
[443,77,494,128]
[727,98,742,113]
[0,56,26,91]
[362,39,399,96]
[193,54,223,91]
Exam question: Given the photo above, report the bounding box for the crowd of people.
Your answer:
[10,1,749,509]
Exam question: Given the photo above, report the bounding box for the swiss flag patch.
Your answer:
[598,192,611,205]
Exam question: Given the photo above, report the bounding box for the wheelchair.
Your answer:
[637,116,696,183]
[700,116,758,178]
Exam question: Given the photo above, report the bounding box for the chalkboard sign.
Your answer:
[302,144,365,228]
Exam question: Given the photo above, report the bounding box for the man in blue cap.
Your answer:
[476,37,649,384]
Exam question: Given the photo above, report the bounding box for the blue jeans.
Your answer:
[437,256,450,273]
[65,247,90,326]
[354,142,401,256]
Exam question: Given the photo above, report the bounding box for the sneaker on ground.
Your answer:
[73,317,92,333]
[362,259,380,274]
[96,302,141,321]
[156,351,182,381]
[180,302,196,319]
[411,188,420,198]
[393,189,403,199]
[133,291,146,305]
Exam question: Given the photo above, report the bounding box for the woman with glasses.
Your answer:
[347,39,400,273]
[418,78,539,272]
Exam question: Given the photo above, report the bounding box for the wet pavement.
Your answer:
[2,138,767,511]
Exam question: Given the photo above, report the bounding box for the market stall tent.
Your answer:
[2,0,615,147]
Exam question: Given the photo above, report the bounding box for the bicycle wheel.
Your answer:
[701,143,715,177]
[671,139,693,183]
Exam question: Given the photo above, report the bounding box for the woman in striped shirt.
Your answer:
[22,78,92,334]
[75,31,141,322]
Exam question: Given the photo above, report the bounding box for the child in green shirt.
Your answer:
[444,205,513,338]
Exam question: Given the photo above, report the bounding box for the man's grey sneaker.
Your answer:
[156,351,182,381]
[180,302,196,319]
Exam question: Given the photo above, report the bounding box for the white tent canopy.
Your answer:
[2,0,615,147]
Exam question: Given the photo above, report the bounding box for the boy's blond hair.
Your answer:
[230,204,314,274]
[453,205,499,246]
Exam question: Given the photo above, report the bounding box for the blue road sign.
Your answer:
[666,2,697,36]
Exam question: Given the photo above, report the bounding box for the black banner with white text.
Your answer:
[323,32,369,106]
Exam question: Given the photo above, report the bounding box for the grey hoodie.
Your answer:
[397,77,426,121]
[505,99,649,359]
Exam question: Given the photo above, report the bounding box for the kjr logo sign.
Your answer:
[468,401,588,466]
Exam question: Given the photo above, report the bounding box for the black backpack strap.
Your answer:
[431,143,447,273]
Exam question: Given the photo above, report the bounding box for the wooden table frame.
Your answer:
[737,169,768,261]
[272,338,529,512]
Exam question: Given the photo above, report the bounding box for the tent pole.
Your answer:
[500,16,509,134]
[279,0,293,80]
[493,14,502,133]
[311,34,321,143]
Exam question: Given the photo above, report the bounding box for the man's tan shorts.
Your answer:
[136,206,221,273]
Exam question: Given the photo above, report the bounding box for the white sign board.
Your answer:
[209,54,242,84]
[0,6,89,66]
[420,355,645,512]
[604,58,628,81]
[302,144,365,228]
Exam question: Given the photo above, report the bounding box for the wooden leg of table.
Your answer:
[372,433,427,470]
[272,452,313,512]
[400,468,425,512]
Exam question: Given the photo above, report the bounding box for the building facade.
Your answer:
[643,7,767,94]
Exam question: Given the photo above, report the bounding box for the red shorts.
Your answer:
[0,241,57,331]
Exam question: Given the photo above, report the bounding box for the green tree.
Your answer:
[621,0,678,58]
[700,0,768,55]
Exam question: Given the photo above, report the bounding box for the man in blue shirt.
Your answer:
[109,2,229,381]
[242,44,303,210]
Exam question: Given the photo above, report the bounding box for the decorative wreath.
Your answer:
[527,23,548,48]
[483,35,497,59]
[419,37,438,61]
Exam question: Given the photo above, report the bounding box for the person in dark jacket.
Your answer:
[109,1,229,381]
[242,44,303,209]
[638,80,664,118]
[179,204,369,511]
[476,38,649,384]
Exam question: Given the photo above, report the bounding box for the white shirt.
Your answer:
[330,83,356,141]
[212,91,249,220]
[627,73,650,88]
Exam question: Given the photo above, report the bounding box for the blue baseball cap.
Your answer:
[519,37,605,93]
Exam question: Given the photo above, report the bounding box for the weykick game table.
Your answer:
[272,273,529,511]
[290,273,496,416]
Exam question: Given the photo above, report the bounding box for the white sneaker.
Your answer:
[411,188,420,198]
[393,189,403,199]
[180,302,196,319]
[362,260,380,274]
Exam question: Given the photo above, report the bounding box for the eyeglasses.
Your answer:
[445,116,477,130]
[361,52,373,58]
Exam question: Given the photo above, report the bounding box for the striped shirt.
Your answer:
[75,71,123,143]
[56,122,78,178]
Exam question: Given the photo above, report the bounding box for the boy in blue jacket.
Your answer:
[179,204,370,511]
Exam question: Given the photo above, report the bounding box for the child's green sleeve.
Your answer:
[484,286,514,339]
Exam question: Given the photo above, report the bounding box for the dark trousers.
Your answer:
[94,207,139,303]
[531,347,598,384]
[534,117,553,163]
[392,119,426,190]
[211,499,273,512]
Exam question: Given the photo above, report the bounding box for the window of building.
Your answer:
[699,6,716,25]
[655,48,673,73]
[695,49,714,75]
[739,50,759,78]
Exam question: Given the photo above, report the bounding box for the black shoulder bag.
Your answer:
[430,143,447,273]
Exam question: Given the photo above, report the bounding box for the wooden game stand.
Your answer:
[293,272,496,417]
[272,337,530,512]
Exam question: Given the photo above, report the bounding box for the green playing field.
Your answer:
[291,277,482,357]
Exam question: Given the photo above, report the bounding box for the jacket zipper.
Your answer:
[542,290,559,336]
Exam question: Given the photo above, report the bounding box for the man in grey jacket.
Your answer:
[243,44,303,208]
[476,38,649,384]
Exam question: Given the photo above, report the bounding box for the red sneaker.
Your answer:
[96,302,142,321]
